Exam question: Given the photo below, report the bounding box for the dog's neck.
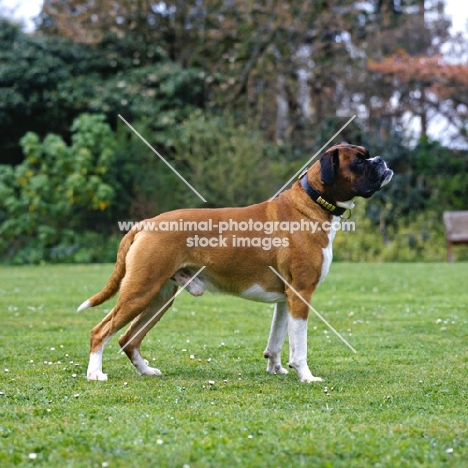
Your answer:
[299,174,353,217]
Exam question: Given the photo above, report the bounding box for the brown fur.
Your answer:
[86,229,137,307]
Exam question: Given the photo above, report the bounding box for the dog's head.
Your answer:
[317,142,393,201]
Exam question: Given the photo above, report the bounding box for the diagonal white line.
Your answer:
[268,266,357,353]
[118,114,207,202]
[268,115,357,201]
[118,266,206,354]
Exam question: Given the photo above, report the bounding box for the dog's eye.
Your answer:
[352,158,366,173]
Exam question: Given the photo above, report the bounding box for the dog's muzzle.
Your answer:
[360,157,394,197]
[375,158,394,189]
[380,170,393,188]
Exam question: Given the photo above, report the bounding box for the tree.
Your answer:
[368,52,468,144]
[0,18,204,165]
[37,1,456,151]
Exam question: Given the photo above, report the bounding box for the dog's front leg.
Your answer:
[264,302,289,375]
[287,290,322,383]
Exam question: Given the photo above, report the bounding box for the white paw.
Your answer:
[267,364,289,375]
[140,367,162,376]
[87,370,108,381]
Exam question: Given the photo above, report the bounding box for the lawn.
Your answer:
[0,263,467,467]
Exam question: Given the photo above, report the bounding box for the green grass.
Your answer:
[1,263,467,467]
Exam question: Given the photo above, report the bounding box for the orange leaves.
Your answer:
[368,52,468,89]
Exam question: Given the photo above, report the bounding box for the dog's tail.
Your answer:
[77,229,137,312]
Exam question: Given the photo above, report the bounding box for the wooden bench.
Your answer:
[443,211,468,262]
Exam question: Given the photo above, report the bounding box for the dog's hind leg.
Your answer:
[264,302,289,375]
[118,282,178,376]
[86,233,183,381]
[87,277,171,381]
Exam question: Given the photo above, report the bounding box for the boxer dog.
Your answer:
[78,142,393,382]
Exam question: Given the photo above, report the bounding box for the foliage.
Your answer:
[334,203,468,262]
[1,263,468,466]
[112,111,295,218]
[111,118,189,218]
[0,114,121,264]
[167,111,294,208]
[3,109,467,263]
[1,0,467,264]
[36,0,458,150]
[0,19,204,166]
[0,109,297,263]
[368,52,468,144]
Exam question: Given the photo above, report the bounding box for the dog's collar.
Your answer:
[299,170,351,218]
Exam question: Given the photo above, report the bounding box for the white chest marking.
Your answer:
[240,284,286,303]
[319,217,338,284]
[318,200,354,285]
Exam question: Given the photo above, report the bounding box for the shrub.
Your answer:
[0,114,119,263]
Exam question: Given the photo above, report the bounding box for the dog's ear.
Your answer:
[320,149,339,186]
